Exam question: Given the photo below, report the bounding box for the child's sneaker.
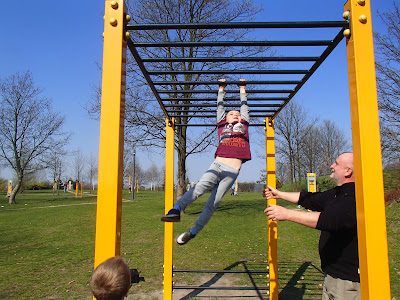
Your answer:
[176,231,196,245]
[161,209,180,222]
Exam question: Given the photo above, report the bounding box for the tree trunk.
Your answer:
[8,175,23,204]
[176,126,187,200]
[176,151,186,200]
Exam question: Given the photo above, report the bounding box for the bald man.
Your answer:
[264,152,360,300]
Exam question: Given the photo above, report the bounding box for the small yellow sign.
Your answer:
[7,180,13,196]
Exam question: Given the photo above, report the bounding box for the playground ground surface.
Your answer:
[0,184,398,299]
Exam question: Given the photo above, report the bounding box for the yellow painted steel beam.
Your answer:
[163,118,175,300]
[344,0,391,299]
[265,118,278,300]
[94,0,127,269]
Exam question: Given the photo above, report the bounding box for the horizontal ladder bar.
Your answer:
[148,70,308,75]
[142,56,319,62]
[174,123,269,127]
[127,21,348,30]
[152,80,301,85]
[168,114,272,118]
[157,89,293,94]
[173,269,269,273]
[173,286,268,290]
[163,103,281,107]
[133,40,332,47]
[160,97,288,101]
[166,109,276,113]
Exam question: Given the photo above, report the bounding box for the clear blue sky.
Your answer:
[0,0,394,182]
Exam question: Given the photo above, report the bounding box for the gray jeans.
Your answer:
[176,160,239,233]
[322,274,360,300]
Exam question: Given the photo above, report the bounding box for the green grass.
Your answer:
[0,189,398,299]
[383,168,400,191]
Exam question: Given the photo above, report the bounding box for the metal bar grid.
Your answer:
[126,21,348,126]
[172,268,269,293]
[160,97,288,101]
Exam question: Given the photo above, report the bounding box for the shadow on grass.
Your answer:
[174,260,323,299]
[278,261,324,300]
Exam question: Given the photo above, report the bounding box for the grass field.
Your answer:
[0,189,398,299]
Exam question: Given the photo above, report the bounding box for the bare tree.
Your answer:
[275,101,318,191]
[301,126,323,175]
[87,0,267,199]
[87,152,98,191]
[70,149,86,183]
[0,71,67,204]
[374,3,400,167]
[123,145,146,190]
[147,163,162,190]
[317,120,349,175]
[46,149,68,195]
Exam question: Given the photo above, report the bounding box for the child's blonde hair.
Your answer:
[90,256,131,300]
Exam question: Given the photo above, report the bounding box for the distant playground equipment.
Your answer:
[94,1,391,299]
[128,176,139,193]
[128,176,139,202]
[299,173,317,209]
[7,180,12,197]
[75,182,83,198]
[307,173,316,193]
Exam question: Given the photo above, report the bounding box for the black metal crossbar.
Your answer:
[126,21,347,30]
[173,269,269,273]
[158,89,294,94]
[173,286,269,290]
[133,40,333,47]
[127,21,348,127]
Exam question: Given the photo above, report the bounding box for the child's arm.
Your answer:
[217,79,227,123]
[238,79,249,123]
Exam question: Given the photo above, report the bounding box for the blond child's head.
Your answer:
[90,256,131,300]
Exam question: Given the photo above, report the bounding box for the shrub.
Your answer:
[24,181,51,190]
[385,188,400,206]
[238,182,255,192]
[0,178,7,192]
[316,176,336,192]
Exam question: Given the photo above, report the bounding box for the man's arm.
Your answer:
[217,79,226,123]
[264,185,300,204]
[264,204,320,229]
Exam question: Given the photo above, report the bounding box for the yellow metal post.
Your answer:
[75,182,78,198]
[265,118,278,300]
[81,182,83,198]
[163,118,175,300]
[344,0,391,298]
[94,0,127,269]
